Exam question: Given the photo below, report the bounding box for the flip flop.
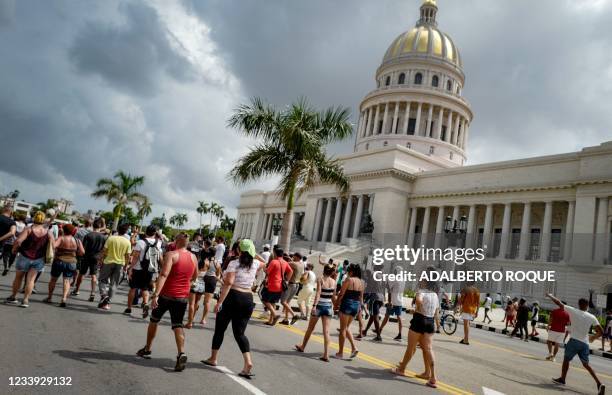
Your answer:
[350,350,359,359]
[238,372,254,379]
[390,367,408,377]
[201,360,217,367]
[294,345,304,353]
[426,381,438,389]
[319,356,329,362]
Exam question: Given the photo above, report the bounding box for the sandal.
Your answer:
[390,367,408,377]
[238,371,254,379]
[319,356,329,362]
[88,295,95,302]
[350,350,359,359]
[294,345,304,353]
[59,302,67,308]
[201,359,217,367]
[426,381,438,389]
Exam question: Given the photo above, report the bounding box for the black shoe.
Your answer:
[552,377,565,385]
[59,302,67,308]
[71,290,79,296]
[598,384,605,395]
[137,347,152,359]
[5,296,19,305]
[2,269,8,276]
[88,295,95,302]
[142,304,149,319]
[290,316,299,325]
[123,308,132,315]
[98,297,109,309]
[373,336,382,342]
[175,353,187,372]
[393,334,402,341]
[280,319,290,325]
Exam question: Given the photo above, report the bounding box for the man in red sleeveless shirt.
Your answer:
[137,232,197,372]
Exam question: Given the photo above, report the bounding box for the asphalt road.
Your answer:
[1,269,611,395]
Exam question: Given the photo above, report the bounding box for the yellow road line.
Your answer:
[261,319,473,395]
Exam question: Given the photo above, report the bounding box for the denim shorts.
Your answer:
[340,299,360,318]
[314,304,333,317]
[15,255,45,273]
[51,260,77,279]
[564,338,590,363]
[386,305,403,317]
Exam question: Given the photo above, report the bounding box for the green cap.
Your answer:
[239,239,256,258]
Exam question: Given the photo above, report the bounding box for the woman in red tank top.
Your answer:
[161,250,196,299]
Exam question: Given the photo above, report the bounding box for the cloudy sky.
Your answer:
[1,0,611,226]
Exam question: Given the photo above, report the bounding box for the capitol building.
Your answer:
[234,0,612,308]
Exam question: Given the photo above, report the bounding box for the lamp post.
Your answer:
[442,215,468,296]
[271,216,282,247]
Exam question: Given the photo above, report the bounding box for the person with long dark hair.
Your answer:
[334,263,363,360]
[202,239,264,379]
[294,263,337,361]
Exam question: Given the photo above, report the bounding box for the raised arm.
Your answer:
[546,293,563,309]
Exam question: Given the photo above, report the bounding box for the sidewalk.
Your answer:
[470,306,612,360]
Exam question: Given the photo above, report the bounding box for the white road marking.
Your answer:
[482,387,506,395]
[214,365,267,395]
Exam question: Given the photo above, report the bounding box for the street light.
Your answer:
[271,216,282,247]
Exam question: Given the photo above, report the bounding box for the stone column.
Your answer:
[483,204,494,253]
[402,102,411,134]
[311,199,323,241]
[519,202,532,260]
[446,111,453,143]
[352,195,364,238]
[466,205,476,248]
[421,206,431,247]
[415,102,423,136]
[452,205,460,224]
[563,200,575,262]
[372,105,380,135]
[365,107,373,137]
[382,103,390,134]
[407,207,418,247]
[540,201,553,262]
[462,120,470,148]
[595,197,610,263]
[331,198,343,243]
[341,196,353,241]
[321,198,332,242]
[434,107,443,140]
[368,194,375,214]
[425,105,433,137]
[498,203,512,259]
[357,111,364,137]
[392,102,400,134]
[434,206,446,248]
[454,115,461,146]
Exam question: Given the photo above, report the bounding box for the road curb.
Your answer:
[469,322,612,360]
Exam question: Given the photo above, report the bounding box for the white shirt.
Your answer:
[214,243,226,263]
[418,290,439,318]
[484,296,492,309]
[304,270,316,289]
[133,237,162,270]
[260,251,271,264]
[565,305,599,344]
[224,259,260,289]
[388,279,406,307]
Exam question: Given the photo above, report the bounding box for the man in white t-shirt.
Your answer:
[126,225,162,318]
[482,293,493,324]
[214,236,226,267]
[379,266,406,341]
[260,244,271,264]
[547,293,605,395]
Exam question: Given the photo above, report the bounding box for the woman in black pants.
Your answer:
[202,239,264,378]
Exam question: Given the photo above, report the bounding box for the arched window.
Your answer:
[414,72,423,85]
[456,86,461,95]
[398,73,406,85]
[447,80,452,91]
[432,75,439,87]
[385,76,391,86]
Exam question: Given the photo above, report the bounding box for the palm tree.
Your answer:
[213,205,225,231]
[91,171,147,231]
[220,215,236,231]
[36,199,58,213]
[196,201,210,234]
[137,197,153,227]
[9,190,19,199]
[208,202,219,229]
[169,213,188,230]
[228,97,352,250]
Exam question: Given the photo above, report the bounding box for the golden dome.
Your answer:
[423,0,437,5]
[382,25,461,68]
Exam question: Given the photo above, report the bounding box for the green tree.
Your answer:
[36,199,58,213]
[91,171,147,231]
[220,215,236,231]
[136,197,153,227]
[212,204,225,231]
[196,201,210,234]
[169,213,188,230]
[9,190,19,199]
[208,202,219,229]
[228,97,351,250]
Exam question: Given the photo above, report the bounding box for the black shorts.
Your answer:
[204,275,217,294]
[79,256,99,276]
[150,295,188,329]
[410,312,435,335]
[261,287,282,304]
[129,269,154,291]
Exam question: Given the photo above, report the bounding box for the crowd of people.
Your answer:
[0,204,608,393]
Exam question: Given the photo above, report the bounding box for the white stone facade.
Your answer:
[235,0,612,308]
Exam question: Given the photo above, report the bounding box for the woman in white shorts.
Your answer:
[297,263,316,319]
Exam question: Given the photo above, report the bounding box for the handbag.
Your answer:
[280,260,288,291]
[45,236,54,265]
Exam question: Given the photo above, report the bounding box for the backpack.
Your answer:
[140,239,161,273]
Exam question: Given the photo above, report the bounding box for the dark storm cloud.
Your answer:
[187,0,612,162]
[69,2,195,96]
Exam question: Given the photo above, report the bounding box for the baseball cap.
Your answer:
[239,239,256,258]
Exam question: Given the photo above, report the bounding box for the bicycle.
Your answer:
[439,306,459,335]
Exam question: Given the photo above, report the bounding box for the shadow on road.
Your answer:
[53,347,176,371]
[490,372,590,395]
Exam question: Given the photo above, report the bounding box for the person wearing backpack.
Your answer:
[125,225,162,318]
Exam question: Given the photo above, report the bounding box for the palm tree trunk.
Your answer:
[112,205,123,232]
[280,184,296,251]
